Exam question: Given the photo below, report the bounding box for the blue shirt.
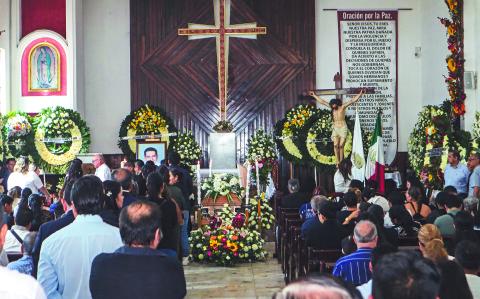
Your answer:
[299,202,316,222]
[7,255,34,276]
[469,165,480,196]
[444,163,469,194]
[332,248,373,286]
[38,214,122,299]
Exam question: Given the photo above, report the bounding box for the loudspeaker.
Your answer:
[465,71,477,90]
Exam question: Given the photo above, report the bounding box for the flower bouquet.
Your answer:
[172,132,201,164]
[189,220,267,266]
[213,120,234,133]
[201,173,243,205]
[1,112,35,158]
[246,129,277,186]
[6,115,32,138]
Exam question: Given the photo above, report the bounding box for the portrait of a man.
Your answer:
[136,142,166,166]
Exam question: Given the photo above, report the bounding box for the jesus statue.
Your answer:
[309,89,365,164]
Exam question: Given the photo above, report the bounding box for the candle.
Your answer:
[255,160,260,194]
[197,161,201,206]
[245,161,250,205]
[209,159,213,177]
[314,166,318,187]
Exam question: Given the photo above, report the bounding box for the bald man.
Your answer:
[93,154,111,182]
[90,201,186,299]
[332,220,378,286]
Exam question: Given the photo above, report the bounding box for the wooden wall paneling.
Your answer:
[131,0,316,190]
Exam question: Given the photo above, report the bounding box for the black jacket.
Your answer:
[90,246,186,299]
[280,192,308,209]
[303,218,347,250]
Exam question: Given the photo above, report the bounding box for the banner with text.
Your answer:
[338,10,398,165]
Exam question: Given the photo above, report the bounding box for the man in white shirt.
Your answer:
[93,154,112,182]
[38,175,122,299]
[455,240,480,299]
[4,207,32,252]
[0,200,47,299]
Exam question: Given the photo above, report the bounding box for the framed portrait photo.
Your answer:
[136,141,166,166]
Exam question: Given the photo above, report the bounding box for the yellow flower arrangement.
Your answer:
[447,24,456,36]
[306,130,353,165]
[447,58,457,72]
[447,0,457,11]
[34,125,83,166]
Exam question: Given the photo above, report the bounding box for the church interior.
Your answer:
[0,0,480,298]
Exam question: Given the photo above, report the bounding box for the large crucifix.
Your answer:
[309,73,375,164]
[178,0,267,122]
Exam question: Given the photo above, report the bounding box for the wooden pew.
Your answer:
[281,216,302,275]
[276,207,299,263]
[305,248,343,275]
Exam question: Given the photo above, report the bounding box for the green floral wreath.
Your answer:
[32,107,90,174]
[118,105,177,160]
[298,110,368,171]
[274,104,318,164]
[1,112,35,158]
[171,132,201,165]
[408,102,471,189]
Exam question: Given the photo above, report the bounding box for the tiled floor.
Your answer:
[185,242,285,298]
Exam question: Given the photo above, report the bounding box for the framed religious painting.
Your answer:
[21,37,67,96]
[136,141,166,166]
[29,42,60,91]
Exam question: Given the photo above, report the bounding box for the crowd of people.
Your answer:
[0,152,192,298]
[277,150,480,299]
[0,147,479,298]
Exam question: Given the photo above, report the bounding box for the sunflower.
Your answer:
[447,58,457,72]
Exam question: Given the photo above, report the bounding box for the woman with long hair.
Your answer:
[168,168,191,265]
[418,224,449,264]
[28,194,52,231]
[100,180,123,227]
[334,159,352,193]
[388,205,420,237]
[404,185,431,223]
[65,158,83,183]
[8,186,22,216]
[146,172,179,257]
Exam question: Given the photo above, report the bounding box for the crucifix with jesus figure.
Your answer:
[309,72,375,164]
[178,0,267,122]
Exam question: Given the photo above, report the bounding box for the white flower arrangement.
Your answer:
[202,173,243,203]
[172,132,202,163]
[6,115,32,138]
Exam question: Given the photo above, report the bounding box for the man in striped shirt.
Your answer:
[332,220,378,286]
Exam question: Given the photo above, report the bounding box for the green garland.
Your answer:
[1,112,35,158]
[118,105,177,160]
[274,104,319,164]
[31,107,90,174]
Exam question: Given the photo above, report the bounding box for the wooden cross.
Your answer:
[311,72,375,99]
[178,0,267,121]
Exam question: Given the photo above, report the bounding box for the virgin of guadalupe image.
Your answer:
[31,45,58,90]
